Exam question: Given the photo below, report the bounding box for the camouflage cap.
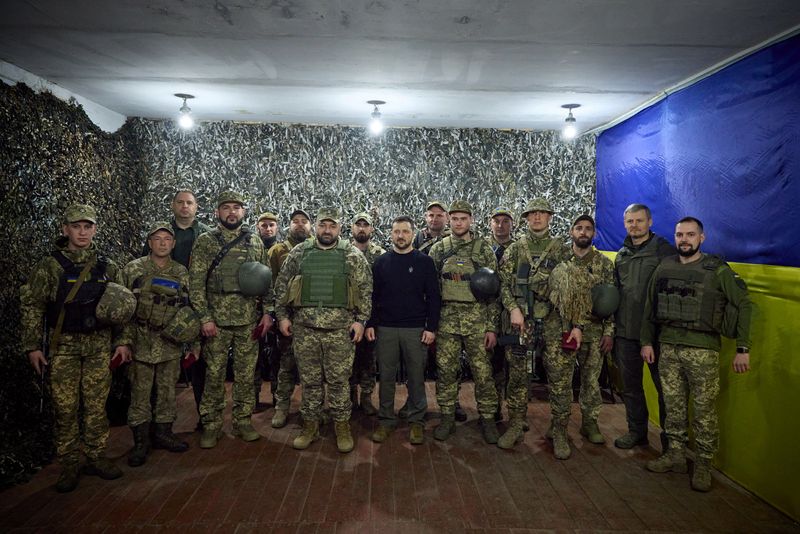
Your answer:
[147,221,175,238]
[63,203,97,224]
[289,208,311,221]
[448,199,473,215]
[490,207,515,220]
[257,211,278,223]
[216,190,247,208]
[316,207,341,224]
[425,200,448,212]
[353,211,373,225]
[521,197,554,217]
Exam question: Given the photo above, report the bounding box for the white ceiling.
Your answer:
[2,0,799,132]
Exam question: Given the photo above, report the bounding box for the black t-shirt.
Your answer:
[370,249,441,331]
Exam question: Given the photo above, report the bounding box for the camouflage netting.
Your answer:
[1,80,596,487]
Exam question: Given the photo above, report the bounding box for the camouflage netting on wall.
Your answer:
[0,82,146,487]
[1,81,595,487]
[126,119,596,246]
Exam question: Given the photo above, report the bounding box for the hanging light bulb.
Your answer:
[561,103,580,140]
[175,93,195,129]
[367,100,386,135]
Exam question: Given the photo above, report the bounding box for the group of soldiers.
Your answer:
[20,189,752,495]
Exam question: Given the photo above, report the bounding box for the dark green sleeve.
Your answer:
[718,266,753,348]
[640,265,659,346]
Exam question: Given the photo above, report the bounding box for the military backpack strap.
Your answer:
[529,237,560,273]
[50,257,96,355]
[205,228,251,285]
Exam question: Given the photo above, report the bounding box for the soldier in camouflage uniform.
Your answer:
[545,215,615,454]
[488,207,515,421]
[267,208,312,428]
[189,191,274,448]
[21,204,124,492]
[430,200,500,444]
[349,211,386,415]
[117,223,192,467]
[497,198,571,453]
[642,217,752,492]
[412,200,450,254]
[253,211,280,413]
[274,207,372,453]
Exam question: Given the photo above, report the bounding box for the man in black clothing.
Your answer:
[367,216,441,445]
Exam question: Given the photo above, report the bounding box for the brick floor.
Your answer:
[1,382,797,533]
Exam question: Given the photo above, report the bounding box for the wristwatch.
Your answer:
[736,346,749,353]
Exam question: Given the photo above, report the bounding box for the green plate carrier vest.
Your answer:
[654,255,727,334]
[299,239,350,308]
[439,237,483,303]
[512,236,560,319]
[207,230,252,294]
[132,274,186,329]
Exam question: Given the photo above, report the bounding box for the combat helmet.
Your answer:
[238,262,272,297]
[521,198,554,218]
[161,305,202,344]
[591,284,620,319]
[469,267,501,302]
[95,282,136,326]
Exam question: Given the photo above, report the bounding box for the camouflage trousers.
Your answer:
[504,344,531,420]
[49,331,112,464]
[293,324,355,423]
[545,339,604,426]
[273,333,297,411]
[659,343,720,459]
[436,332,497,419]
[128,358,180,426]
[200,324,257,430]
[350,338,376,394]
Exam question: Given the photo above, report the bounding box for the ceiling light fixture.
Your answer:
[367,100,386,135]
[561,103,580,140]
[175,93,195,129]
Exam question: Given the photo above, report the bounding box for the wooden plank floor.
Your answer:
[1,383,797,533]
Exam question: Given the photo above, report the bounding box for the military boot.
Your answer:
[480,417,499,444]
[232,421,261,442]
[434,415,456,441]
[128,423,150,467]
[579,420,606,445]
[497,418,525,450]
[409,422,425,445]
[271,408,288,428]
[360,391,377,416]
[552,425,571,460]
[335,421,355,453]
[614,431,648,449]
[292,420,320,450]
[153,423,190,452]
[646,447,688,473]
[199,427,222,449]
[55,462,80,493]
[691,458,713,492]
[83,457,123,480]
[371,424,393,443]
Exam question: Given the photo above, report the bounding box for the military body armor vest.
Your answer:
[45,251,109,333]
[298,240,350,308]
[207,230,252,294]
[512,235,560,319]
[132,273,185,329]
[439,237,482,303]
[654,255,726,333]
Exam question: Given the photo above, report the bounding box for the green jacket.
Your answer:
[430,232,499,335]
[274,237,373,329]
[188,225,271,327]
[641,254,753,351]
[267,234,306,284]
[353,240,386,268]
[557,247,616,342]
[118,256,189,363]
[614,232,676,340]
[20,237,121,353]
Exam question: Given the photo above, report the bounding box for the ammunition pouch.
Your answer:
[298,240,350,308]
[654,256,726,333]
[133,275,184,330]
[45,252,109,334]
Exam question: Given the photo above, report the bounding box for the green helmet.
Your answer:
[591,283,620,319]
[161,305,202,344]
[521,198,554,217]
[95,282,136,326]
[469,267,501,302]
[216,190,247,208]
[238,261,272,297]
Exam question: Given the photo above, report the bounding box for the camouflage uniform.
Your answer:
[351,239,386,398]
[266,233,306,413]
[118,256,189,426]
[642,254,752,460]
[430,230,500,420]
[20,226,121,468]
[499,228,570,426]
[548,247,615,426]
[274,235,372,423]
[189,218,272,433]
[488,232,513,412]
